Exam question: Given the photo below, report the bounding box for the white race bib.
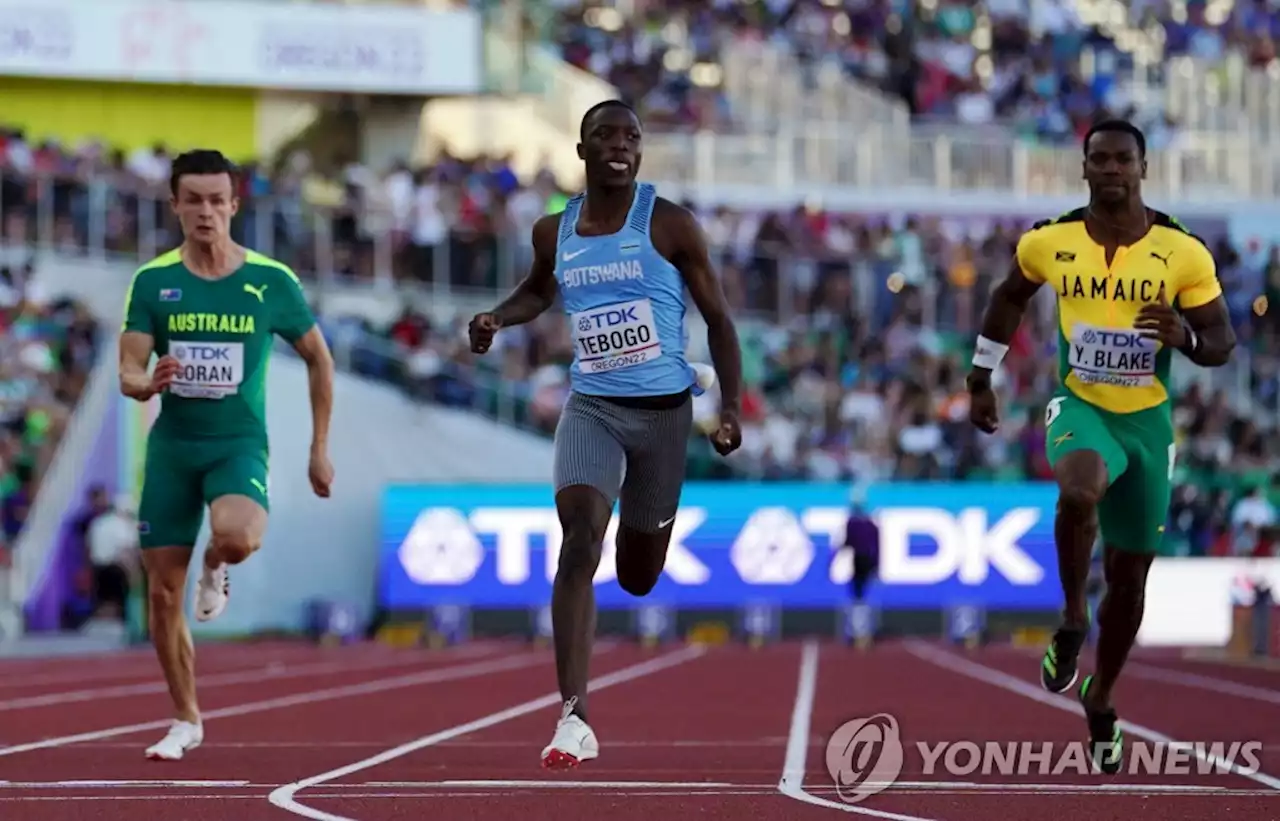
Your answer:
[1067,323,1157,387]
[169,341,245,399]
[571,298,662,374]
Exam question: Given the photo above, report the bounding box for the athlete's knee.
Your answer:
[618,567,659,597]
[554,486,610,583]
[1054,452,1108,514]
[146,569,184,616]
[212,526,259,565]
[557,520,603,582]
[615,526,668,597]
[617,571,659,597]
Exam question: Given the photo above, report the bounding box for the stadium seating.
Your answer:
[0,255,101,610]
[538,0,1280,148]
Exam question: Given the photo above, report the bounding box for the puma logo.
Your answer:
[244,283,268,303]
[1150,250,1172,268]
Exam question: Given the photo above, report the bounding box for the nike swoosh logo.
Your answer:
[658,515,677,529]
[562,249,588,262]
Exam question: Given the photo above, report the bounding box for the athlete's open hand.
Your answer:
[468,313,502,354]
[710,410,742,456]
[150,355,180,395]
[966,371,1000,434]
[309,449,334,498]
[1134,283,1188,348]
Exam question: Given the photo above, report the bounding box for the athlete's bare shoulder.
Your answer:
[530,212,564,261]
[650,196,703,259]
[652,195,696,228]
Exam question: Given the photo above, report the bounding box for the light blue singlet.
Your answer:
[553,183,695,398]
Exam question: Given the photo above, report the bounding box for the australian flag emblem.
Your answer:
[160,288,182,302]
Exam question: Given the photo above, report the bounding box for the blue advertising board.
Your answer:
[378,482,1063,610]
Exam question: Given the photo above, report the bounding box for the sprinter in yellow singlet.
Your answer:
[964,120,1237,775]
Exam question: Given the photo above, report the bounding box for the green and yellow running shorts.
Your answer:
[137,434,270,549]
[1044,389,1174,555]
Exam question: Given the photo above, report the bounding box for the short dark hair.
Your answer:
[1083,119,1146,159]
[169,149,238,196]
[579,99,638,141]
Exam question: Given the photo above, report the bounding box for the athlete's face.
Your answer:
[577,107,642,189]
[172,173,239,244]
[1082,131,1145,205]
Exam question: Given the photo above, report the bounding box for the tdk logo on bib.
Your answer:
[1080,329,1146,347]
[578,304,640,331]
[173,343,230,361]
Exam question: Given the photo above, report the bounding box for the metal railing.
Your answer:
[720,38,910,136]
[641,127,1278,202]
[1143,54,1280,140]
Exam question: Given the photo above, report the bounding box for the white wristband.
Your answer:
[972,336,1009,370]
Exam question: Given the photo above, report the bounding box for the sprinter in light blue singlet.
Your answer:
[468,100,745,773]
[553,182,696,395]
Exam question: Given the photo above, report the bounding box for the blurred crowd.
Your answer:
[542,0,1280,143]
[0,256,100,580]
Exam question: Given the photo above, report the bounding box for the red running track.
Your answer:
[0,637,1276,820]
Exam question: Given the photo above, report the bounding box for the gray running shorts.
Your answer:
[552,390,693,533]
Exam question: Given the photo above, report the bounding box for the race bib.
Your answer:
[1067,323,1157,387]
[571,298,662,374]
[169,341,245,399]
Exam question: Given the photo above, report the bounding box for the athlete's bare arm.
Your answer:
[491,214,561,328]
[470,215,560,355]
[1179,297,1235,366]
[967,258,1043,385]
[1134,244,1236,368]
[119,331,172,401]
[655,198,743,414]
[966,256,1043,433]
[292,326,335,463]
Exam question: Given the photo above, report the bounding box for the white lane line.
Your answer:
[0,780,252,788]
[0,645,495,712]
[777,639,940,820]
[0,643,440,691]
[1124,662,1280,707]
[0,650,553,758]
[905,640,1280,792]
[267,644,709,820]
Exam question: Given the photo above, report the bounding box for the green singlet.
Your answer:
[122,249,317,548]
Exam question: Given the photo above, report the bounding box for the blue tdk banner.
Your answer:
[378,482,1061,610]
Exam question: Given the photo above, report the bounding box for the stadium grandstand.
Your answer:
[1,1,1279,818]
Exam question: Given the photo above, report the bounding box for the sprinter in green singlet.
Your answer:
[118,149,336,762]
